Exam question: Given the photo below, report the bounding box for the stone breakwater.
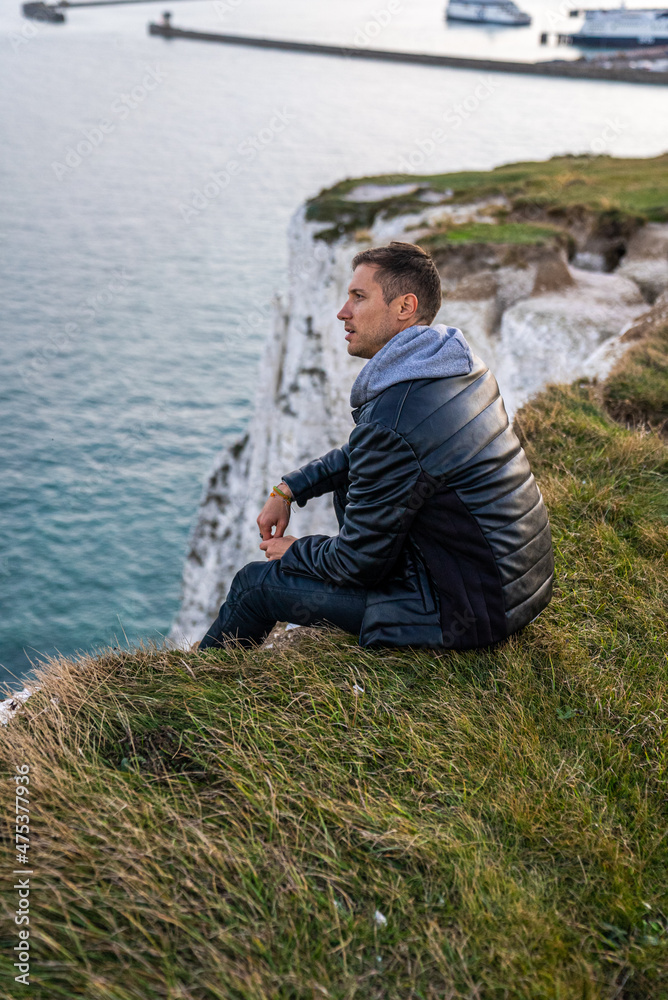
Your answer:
[168,184,668,646]
[147,25,668,86]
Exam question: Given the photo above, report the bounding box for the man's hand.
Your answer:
[260,535,298,560]
[257,481,293,541]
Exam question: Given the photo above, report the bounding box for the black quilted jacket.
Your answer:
[280,355,554,649]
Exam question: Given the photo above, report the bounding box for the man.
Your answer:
[200,241,554,651]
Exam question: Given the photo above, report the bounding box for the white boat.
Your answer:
[446,0,532,25]
[568,5,668,46]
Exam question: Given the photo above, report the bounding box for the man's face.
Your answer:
[337,263,418,359]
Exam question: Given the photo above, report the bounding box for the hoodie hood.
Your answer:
[349,323,474,409]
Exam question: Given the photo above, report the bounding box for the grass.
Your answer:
[305,153,668,244]
[1,299,667,1000]
[603,300,668,434]
[419,221,568,249]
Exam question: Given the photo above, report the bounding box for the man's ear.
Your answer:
[397,292,419,321]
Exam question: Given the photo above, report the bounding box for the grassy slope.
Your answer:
[311,154,668,215]
[0,330,666,1000]
[305,153,668,243]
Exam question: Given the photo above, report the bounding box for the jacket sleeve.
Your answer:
[281,442,350,508]
[279,421,422,587]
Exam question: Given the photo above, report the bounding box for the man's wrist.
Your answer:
[277,481,293,499]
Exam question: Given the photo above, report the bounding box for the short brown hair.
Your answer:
[351,241,442,324]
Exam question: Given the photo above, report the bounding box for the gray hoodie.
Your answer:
[349,323,474,409]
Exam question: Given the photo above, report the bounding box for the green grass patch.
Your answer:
[603,311,668,433]
[420,221,566,248]
[0,313,667,998]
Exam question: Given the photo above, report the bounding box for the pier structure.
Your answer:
[147,23,668,85]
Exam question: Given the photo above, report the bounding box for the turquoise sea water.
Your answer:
[1,0,666,689]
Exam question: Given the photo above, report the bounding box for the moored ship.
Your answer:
[567,5,668,46]
[446,0,531,25]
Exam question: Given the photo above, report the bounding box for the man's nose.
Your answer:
[337,301,352,320]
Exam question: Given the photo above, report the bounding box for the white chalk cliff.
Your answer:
[169,190,665,646]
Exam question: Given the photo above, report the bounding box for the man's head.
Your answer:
[337,241,442,359]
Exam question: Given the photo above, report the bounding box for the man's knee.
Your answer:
[228,560,272,601]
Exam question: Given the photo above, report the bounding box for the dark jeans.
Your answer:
[199,490,367,650]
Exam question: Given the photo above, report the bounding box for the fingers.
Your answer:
[257,496,290,541]
[260,536,294,560]
[258,522,273,541]
[273,514,289,539]
[257,503,277,541]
